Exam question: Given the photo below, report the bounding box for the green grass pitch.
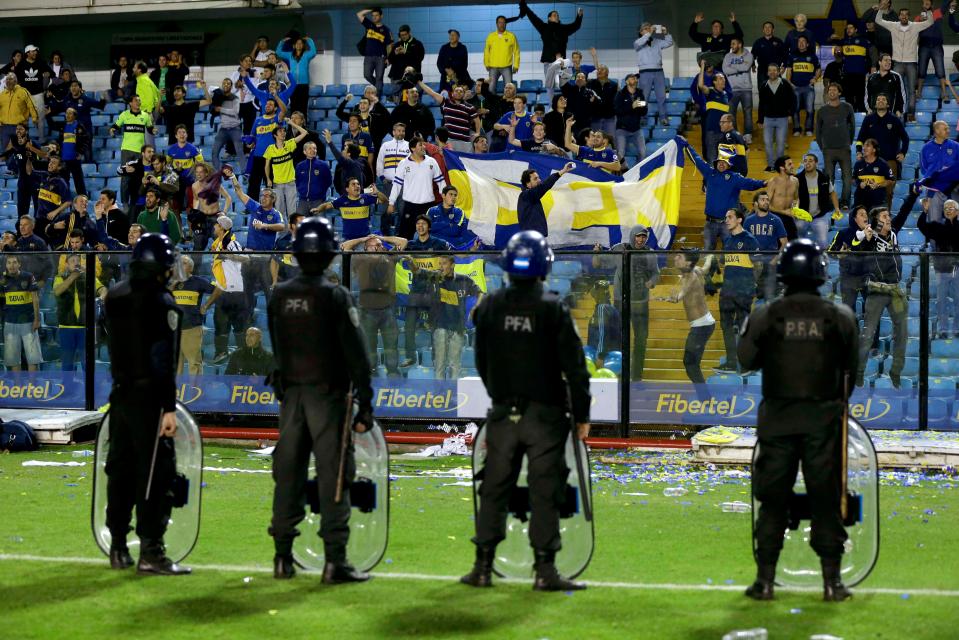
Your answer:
[1,444,957,639]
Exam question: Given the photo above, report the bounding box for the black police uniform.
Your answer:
[472,279,591,560]
[737,290,858,587]
[103,271,181,563]
[267,271,373,567]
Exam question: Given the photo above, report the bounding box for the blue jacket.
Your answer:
[427,204,478,248]
[688,146,766,219]
[294,157,332,201]
[244,75,297,114]
[277,38,317,85]
[920,138,959,178]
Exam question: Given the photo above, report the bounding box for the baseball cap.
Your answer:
[216,215,233,230]
[24,45,38,53]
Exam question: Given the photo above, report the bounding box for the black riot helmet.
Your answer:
[777,238,827,288]
[130,232,180,281]
[293,216,337,275]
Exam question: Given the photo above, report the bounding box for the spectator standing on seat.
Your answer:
[485,15,521,90]
[59,107,88,197]
[386,26,425,89]
[165,125,204,214]
[753,22,787,89]
[522,0,583,83]
[816,83,856,208]
[723,38,754,141]
[784,13,818,55]
[133,62,161,140]
[839,23,871,113]
[0,123,45,218]
[863,1,896,57]
[785,36,820,137]
[246,89,287,201]
[797,154,841,248]
[15,45,50,140]
[33,155,71,241]
[437,30,471,95]
[389,136,446,238]
[633,23,673,127]
[866,54,906,116]
[264,121,309,217]
[688,12,744,69]
[229,55,257,135]
[277,34,316,116]
[758,65,795,173]
[417,81,479,153]
[111,96,158,207]
[920,120,959,221]
[916,0,957,104]
[687,143,767,250]
[199,215,247,364]
[110,56,133,102]
[853,138,895,211]
[211,78,246,172]
[613,74,648,165]
[160,82,212,146]
[171,254,216,376]
[0,254,41,372]
[356,8,392,94]
[0,73,39,152]
[663,250,716,383]
[918,196,959,337]
[875,8,934,118]
[716,208,759,373]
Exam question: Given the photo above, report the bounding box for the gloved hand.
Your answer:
[353,406,373,433]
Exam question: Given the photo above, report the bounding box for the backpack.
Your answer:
[0,419,38,452]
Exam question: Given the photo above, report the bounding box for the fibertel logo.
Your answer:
[375,387,466,412]
[0,379,65,401]
[655,392,755,419]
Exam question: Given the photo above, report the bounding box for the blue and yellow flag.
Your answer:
[443,138,685,248]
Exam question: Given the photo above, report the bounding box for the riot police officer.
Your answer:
[104,232,191,575]
[462,230,592,591]
[267,216,374,582]
[738,238,859,602]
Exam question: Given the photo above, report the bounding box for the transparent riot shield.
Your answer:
[293,422,390,572]
[91,402,203,563]
[471,423,595,579]
[751,416,879,587]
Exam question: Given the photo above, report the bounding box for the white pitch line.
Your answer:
[1,554,958,597]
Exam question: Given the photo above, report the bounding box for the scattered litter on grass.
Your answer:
[622,492,648,496]
[247,446,274,456]
[268,609,278,616]
[203,467,270,474]
[809,635,843,640]
[789,608,802,615]
[408,424,480,457]
[243,576,253,584]
[22,461,86,467]
[901,593,911,600]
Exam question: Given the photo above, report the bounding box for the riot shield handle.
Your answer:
[335,385,354,504]
[841,373,850,522]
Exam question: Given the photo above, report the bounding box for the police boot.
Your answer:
[109,545,134,570]
[273,554,296,580]
[137,540,192,576]
[459,545,495,587]
[822,558,852,602]
[321,545,370,585]
[744,564,776,601]
[532,550,586,592]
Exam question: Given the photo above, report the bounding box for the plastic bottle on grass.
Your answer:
[721,501,752,513]
[72,450,94,458]
[663,487,687,497]
[722,629,767,640]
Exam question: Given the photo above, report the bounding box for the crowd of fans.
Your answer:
[0,4,958,387]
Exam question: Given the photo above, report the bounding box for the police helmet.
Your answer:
[500,230,554,278]
[131,233,176,269]
[778,238,827,286]
[293,216,337,256]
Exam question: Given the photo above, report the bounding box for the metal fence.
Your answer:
[0,248,954,435]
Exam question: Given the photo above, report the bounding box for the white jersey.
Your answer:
[376,138,411,182]
[389,156,446,205]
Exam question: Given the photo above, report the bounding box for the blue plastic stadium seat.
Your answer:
[308,85,325,97]
[407,365,434,379]
[928,376,956,395]
[348,83,368,96]
[932,339,959,357]
[921,85,941,99]
[916,98,939,112]
[417,347,433,366]
[914,111,934,125]
[325,84,347,97]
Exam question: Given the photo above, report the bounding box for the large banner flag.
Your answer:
[444,137,686,248]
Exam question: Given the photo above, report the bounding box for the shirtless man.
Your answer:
[190,162,232,251]
[765,155,799,240]
[656,250,717,384]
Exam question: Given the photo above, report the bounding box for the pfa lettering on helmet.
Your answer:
[283,297,310,314]
[504,313,534,333]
